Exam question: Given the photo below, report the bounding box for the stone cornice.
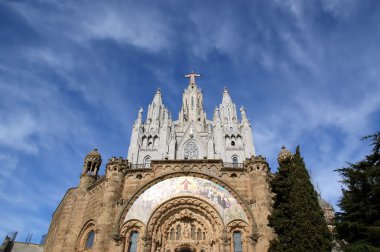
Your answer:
[151,159,223,166]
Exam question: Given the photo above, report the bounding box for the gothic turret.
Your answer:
[127,88,171,165]
[178,72,207,132]
[220,87,238,124]
[82,148,102,176]
[80,148,102,188]
[147,88,164,124]
[240,106,255,158]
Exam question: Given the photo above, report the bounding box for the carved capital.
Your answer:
[110,233,124,246]
[142,234,151,247]
[249,232,260,244]
[220,229,229,245]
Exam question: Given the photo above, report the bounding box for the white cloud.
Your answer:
[0,113,38,154]
[26,48,74,70]
[80,7,172,53]
[9,1,173,53]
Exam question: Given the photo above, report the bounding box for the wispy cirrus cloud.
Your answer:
[0,0,379,242]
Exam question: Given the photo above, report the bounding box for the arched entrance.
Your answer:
[147,196,224,252]
[116,173,257,252]
[178,249,192,252]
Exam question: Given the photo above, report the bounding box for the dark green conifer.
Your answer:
[269,146,332,252]
[336,132,380,251]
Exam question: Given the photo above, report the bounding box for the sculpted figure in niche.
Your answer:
[183,223,191,239]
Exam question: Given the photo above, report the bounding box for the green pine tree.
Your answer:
[269,146,332,252]
[336,132,380,251]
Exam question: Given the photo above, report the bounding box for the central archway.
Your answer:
[147,196,224,252]
[178,249,192,252]
[115,172,257,251]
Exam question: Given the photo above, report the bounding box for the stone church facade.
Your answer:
[44,73,275,252]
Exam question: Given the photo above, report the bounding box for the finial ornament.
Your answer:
[136,107,143,124]
[240,106,248,122]
[184,71,200,85]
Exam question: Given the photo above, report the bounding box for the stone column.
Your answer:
[220,230,230,252]
[247,156,273,252]
[143,234,152,252]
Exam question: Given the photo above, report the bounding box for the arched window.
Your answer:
[176,225,181,240]
[232,156,239,165]
[191,225,196,240]
[148,136,153,148]
[85,230,95,249]
[153,136,159,147]
[142,136,147,147]
[129,232,138,252]
[197,228,202,240]
[170,229,175,240]
[91,162,97,172]
[87,161,91,171]
[233,231,243,252]
[225,135,230,146]
[143,156,151,168]
[75,220,97,252]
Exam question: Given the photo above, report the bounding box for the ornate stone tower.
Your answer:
[80,148,102,188]
[127,72,256,166]
[45,72,275,252]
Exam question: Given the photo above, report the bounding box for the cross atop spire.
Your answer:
[184,71,200,86]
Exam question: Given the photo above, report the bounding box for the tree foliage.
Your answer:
[336,132,380,251]
[269,146,332,252]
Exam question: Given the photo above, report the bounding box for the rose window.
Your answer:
[184,140,199,159]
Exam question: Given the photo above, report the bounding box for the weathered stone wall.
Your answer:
[44,157,274,252]
[10,242,44,252]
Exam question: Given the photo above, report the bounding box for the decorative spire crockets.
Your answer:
[219,87,238,124]
[135,107,143,126]
[240,106,249,124]
[145,88,170,125]
[179,72,206,131]
[127,72,257,164]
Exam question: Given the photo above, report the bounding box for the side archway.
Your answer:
[226,220,252,252]
[120,220,145,252]
[75,220,96,252]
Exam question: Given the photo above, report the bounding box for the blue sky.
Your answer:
[0,0,379,243]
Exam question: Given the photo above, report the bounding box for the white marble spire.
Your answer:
[128,73,256,165]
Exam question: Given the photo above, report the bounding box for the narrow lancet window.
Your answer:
[232,156,239,166]
[129,232,138,252]
[191,225,196,239]
[170,229,175,240]
[176,225,181,240]
[85,230,95,249]
[233,231,243,252]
